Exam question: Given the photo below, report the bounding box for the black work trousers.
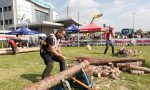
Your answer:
[12,46,16,55]
[104,40,114,54]
[40,51,65,79]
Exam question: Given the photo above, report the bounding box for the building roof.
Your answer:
[28,21,63,28]
[54,18,82,27]
[9,21,63,29]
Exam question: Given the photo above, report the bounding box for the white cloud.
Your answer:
[69,0,100,11]
[66,0,101,24]
[55,0,150,31]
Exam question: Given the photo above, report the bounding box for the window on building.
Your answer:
[35,10,48,22]
[0,21,3,25]
[4,7,7,12]
[8,6,12,11]
[9,19,13,24]
[5,20,8,25]
[0,8,2,12]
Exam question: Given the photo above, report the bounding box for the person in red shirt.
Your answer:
[103,26,115,54]
[9,39,17,55]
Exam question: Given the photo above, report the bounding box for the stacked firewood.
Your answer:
[89,65,121,80]
[67,63,120,80]
[116,62,150,75]
[68,57,149,79]
[114,47,142,57]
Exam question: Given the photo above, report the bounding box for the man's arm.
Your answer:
[111,31,115,37]
[57,44,62,54]
[48,45,65,60]
[46,36,65,60]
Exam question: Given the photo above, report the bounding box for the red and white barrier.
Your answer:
[113,38,150,45]
[0,34,29,40]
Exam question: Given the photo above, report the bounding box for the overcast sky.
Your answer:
[51,0,150,32]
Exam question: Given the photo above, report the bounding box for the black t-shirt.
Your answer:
[41,35,55,52]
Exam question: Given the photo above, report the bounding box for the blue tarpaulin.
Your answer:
[66,24,78,33]
[8,27,38,35]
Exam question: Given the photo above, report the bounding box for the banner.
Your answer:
[31,0,52,8]
[16,0,32,24]
[0,35,29,40]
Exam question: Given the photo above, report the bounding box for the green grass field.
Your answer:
[0,46,150,90]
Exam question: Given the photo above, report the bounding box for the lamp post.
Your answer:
[67,0,70,18]
[131,13,136,45]
[77,11,80,46]
[67,5,69,18]
[1,7,5,30]
[132,13,135,31]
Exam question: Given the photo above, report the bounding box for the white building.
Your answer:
[0,0,62,34]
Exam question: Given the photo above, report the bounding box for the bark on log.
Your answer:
[23,61,90,90]
[130,70,144,75]
[127,64,150,73]
[76,57,145,65]
[116,61,144,68]
[121,68,129,72]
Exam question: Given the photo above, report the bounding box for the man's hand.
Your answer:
[59,55,66,61]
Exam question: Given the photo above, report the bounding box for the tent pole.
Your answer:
[77,31,80,46]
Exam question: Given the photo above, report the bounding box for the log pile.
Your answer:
[89,65,120,80]
[73,57,149,76]
[67,64,121,80]
[114,47,142,57]
[117,63,150,74]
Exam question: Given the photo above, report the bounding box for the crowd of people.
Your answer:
[64,30,150,42]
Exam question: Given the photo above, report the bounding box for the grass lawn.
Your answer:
[0,46,150,90]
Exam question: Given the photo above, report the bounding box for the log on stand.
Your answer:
[75,57,145,65]
[23,61,90,90]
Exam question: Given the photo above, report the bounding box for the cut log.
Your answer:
[130,70,144,75]
[91,58,145,65]
[109,68,120,80]
[116,61,144,68]
[101,69,110,77]
[75,57,145,65]
[0,47,39,55]
[121,68,129,72]
[93,70,101,77]
[23,61,90,90]
[127,64,150,73]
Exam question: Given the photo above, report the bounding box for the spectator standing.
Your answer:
[103,26,115,54]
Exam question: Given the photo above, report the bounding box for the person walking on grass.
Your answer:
[103,25,115,54]
[40,27,66,79]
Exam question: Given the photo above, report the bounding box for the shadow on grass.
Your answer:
[20,73,41,82]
